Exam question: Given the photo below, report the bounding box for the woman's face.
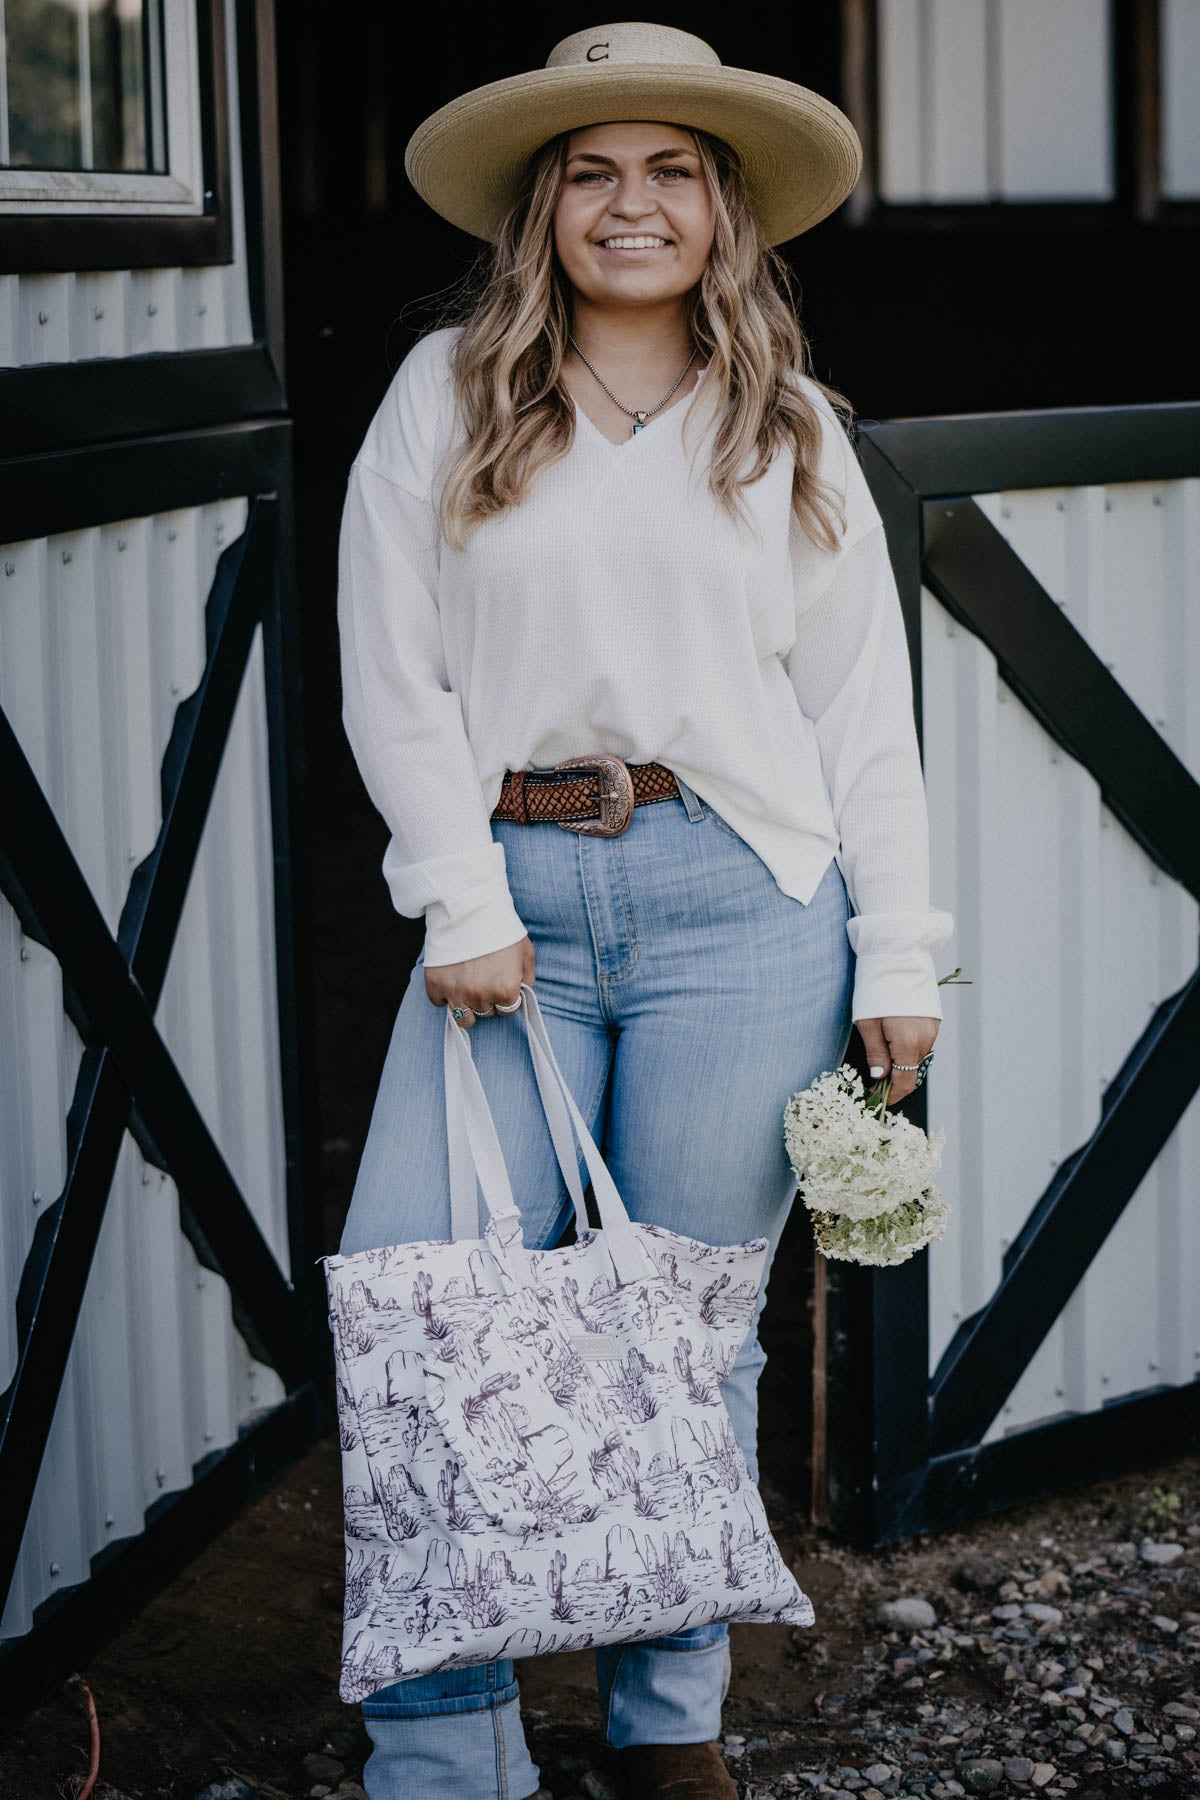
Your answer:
[553,120,716,310]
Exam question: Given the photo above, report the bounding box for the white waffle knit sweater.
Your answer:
[337,327,954,1022]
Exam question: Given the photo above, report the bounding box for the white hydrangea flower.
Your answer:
[782,1063,950,1267]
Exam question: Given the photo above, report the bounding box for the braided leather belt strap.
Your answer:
[491,755,681,836]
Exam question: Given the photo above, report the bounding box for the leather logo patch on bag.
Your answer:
[570,1332,622,1359]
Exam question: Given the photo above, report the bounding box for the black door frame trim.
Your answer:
[0,422,325,1711]
[824,400,1200,1546]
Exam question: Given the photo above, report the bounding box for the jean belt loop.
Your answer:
[672,773,705,823]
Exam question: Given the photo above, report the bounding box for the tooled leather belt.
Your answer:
[490,753,681,837]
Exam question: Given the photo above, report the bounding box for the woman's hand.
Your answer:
[424,937,536,1026]
[854,1015,941,1105]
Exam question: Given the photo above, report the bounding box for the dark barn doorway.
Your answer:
[272,0,1197,1525]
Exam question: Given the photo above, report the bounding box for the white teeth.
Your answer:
[600,236,667,249]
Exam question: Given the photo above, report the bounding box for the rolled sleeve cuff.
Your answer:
[850,949,944,1025]
[420,876,529,968]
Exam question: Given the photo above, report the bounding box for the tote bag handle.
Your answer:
[444,984,654,1289]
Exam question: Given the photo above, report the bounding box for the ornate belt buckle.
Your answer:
[554,753,635,836]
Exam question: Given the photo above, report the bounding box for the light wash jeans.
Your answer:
[338,772,855,1800]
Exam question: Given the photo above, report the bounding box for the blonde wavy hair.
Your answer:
[422,125,855,554]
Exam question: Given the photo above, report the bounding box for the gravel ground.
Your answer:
[9,1438,1196,1800]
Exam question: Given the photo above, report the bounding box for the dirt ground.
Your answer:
[3,1428,1196,1800]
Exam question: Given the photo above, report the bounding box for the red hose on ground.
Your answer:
[66,1672,100,1800]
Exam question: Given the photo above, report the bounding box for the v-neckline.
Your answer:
[571,363,708,452]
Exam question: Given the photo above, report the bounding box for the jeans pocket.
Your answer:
[699,801,745,845]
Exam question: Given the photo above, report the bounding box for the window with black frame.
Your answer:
[0,0,232,273]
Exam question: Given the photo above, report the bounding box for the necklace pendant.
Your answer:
[631,411,648,436]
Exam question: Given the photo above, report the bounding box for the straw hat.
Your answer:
[404,22,863,248]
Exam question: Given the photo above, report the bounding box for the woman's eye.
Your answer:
[570,167,692,184]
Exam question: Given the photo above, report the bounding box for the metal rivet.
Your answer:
[156,1468,166,1486]
[166,527,177,541]
[1152,493,1162,506]
[197,302,208,315]
[1000,506,1012,519]
[1104,498,1113,511]
[105,1514,114,1528]
[1148,1359,1159,1371]
[61,550,72,564]
[1101,1371,1111,1382]
[32,1190,41,1206]
[196,1276,206,1289]
[170,681,181,696]
[1055,499,1065,512]
[147,302,158,316]
[4,561,15,576]
[94,305,105,320]
[117,538,127,551]
[50,1561,61,1576]
[37,310,49,324]
[19,944,29,961]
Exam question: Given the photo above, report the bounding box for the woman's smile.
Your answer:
[593,234,675,256]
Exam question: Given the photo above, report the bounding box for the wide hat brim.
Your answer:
[404,63,863,248]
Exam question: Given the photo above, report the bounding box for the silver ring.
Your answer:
[494,997,523,1013]
[892,1051,935,1086]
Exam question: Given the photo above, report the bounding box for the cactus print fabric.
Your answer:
[324,1215,816,1705]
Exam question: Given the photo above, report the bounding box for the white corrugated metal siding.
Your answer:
[1163,0,1200,198]
[0,499,289,1639]
[923,476,1200,1441]
[878,0,1114,203]
[0,0,252,367]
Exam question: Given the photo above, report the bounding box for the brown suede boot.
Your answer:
[615,1740,740,1798]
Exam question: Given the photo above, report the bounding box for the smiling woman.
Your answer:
[553,126,717,444]
[333,22,954,1800]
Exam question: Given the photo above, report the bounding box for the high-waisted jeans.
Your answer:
[337,772,856,1800]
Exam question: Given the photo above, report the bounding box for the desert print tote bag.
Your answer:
[322,983,815,1705]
